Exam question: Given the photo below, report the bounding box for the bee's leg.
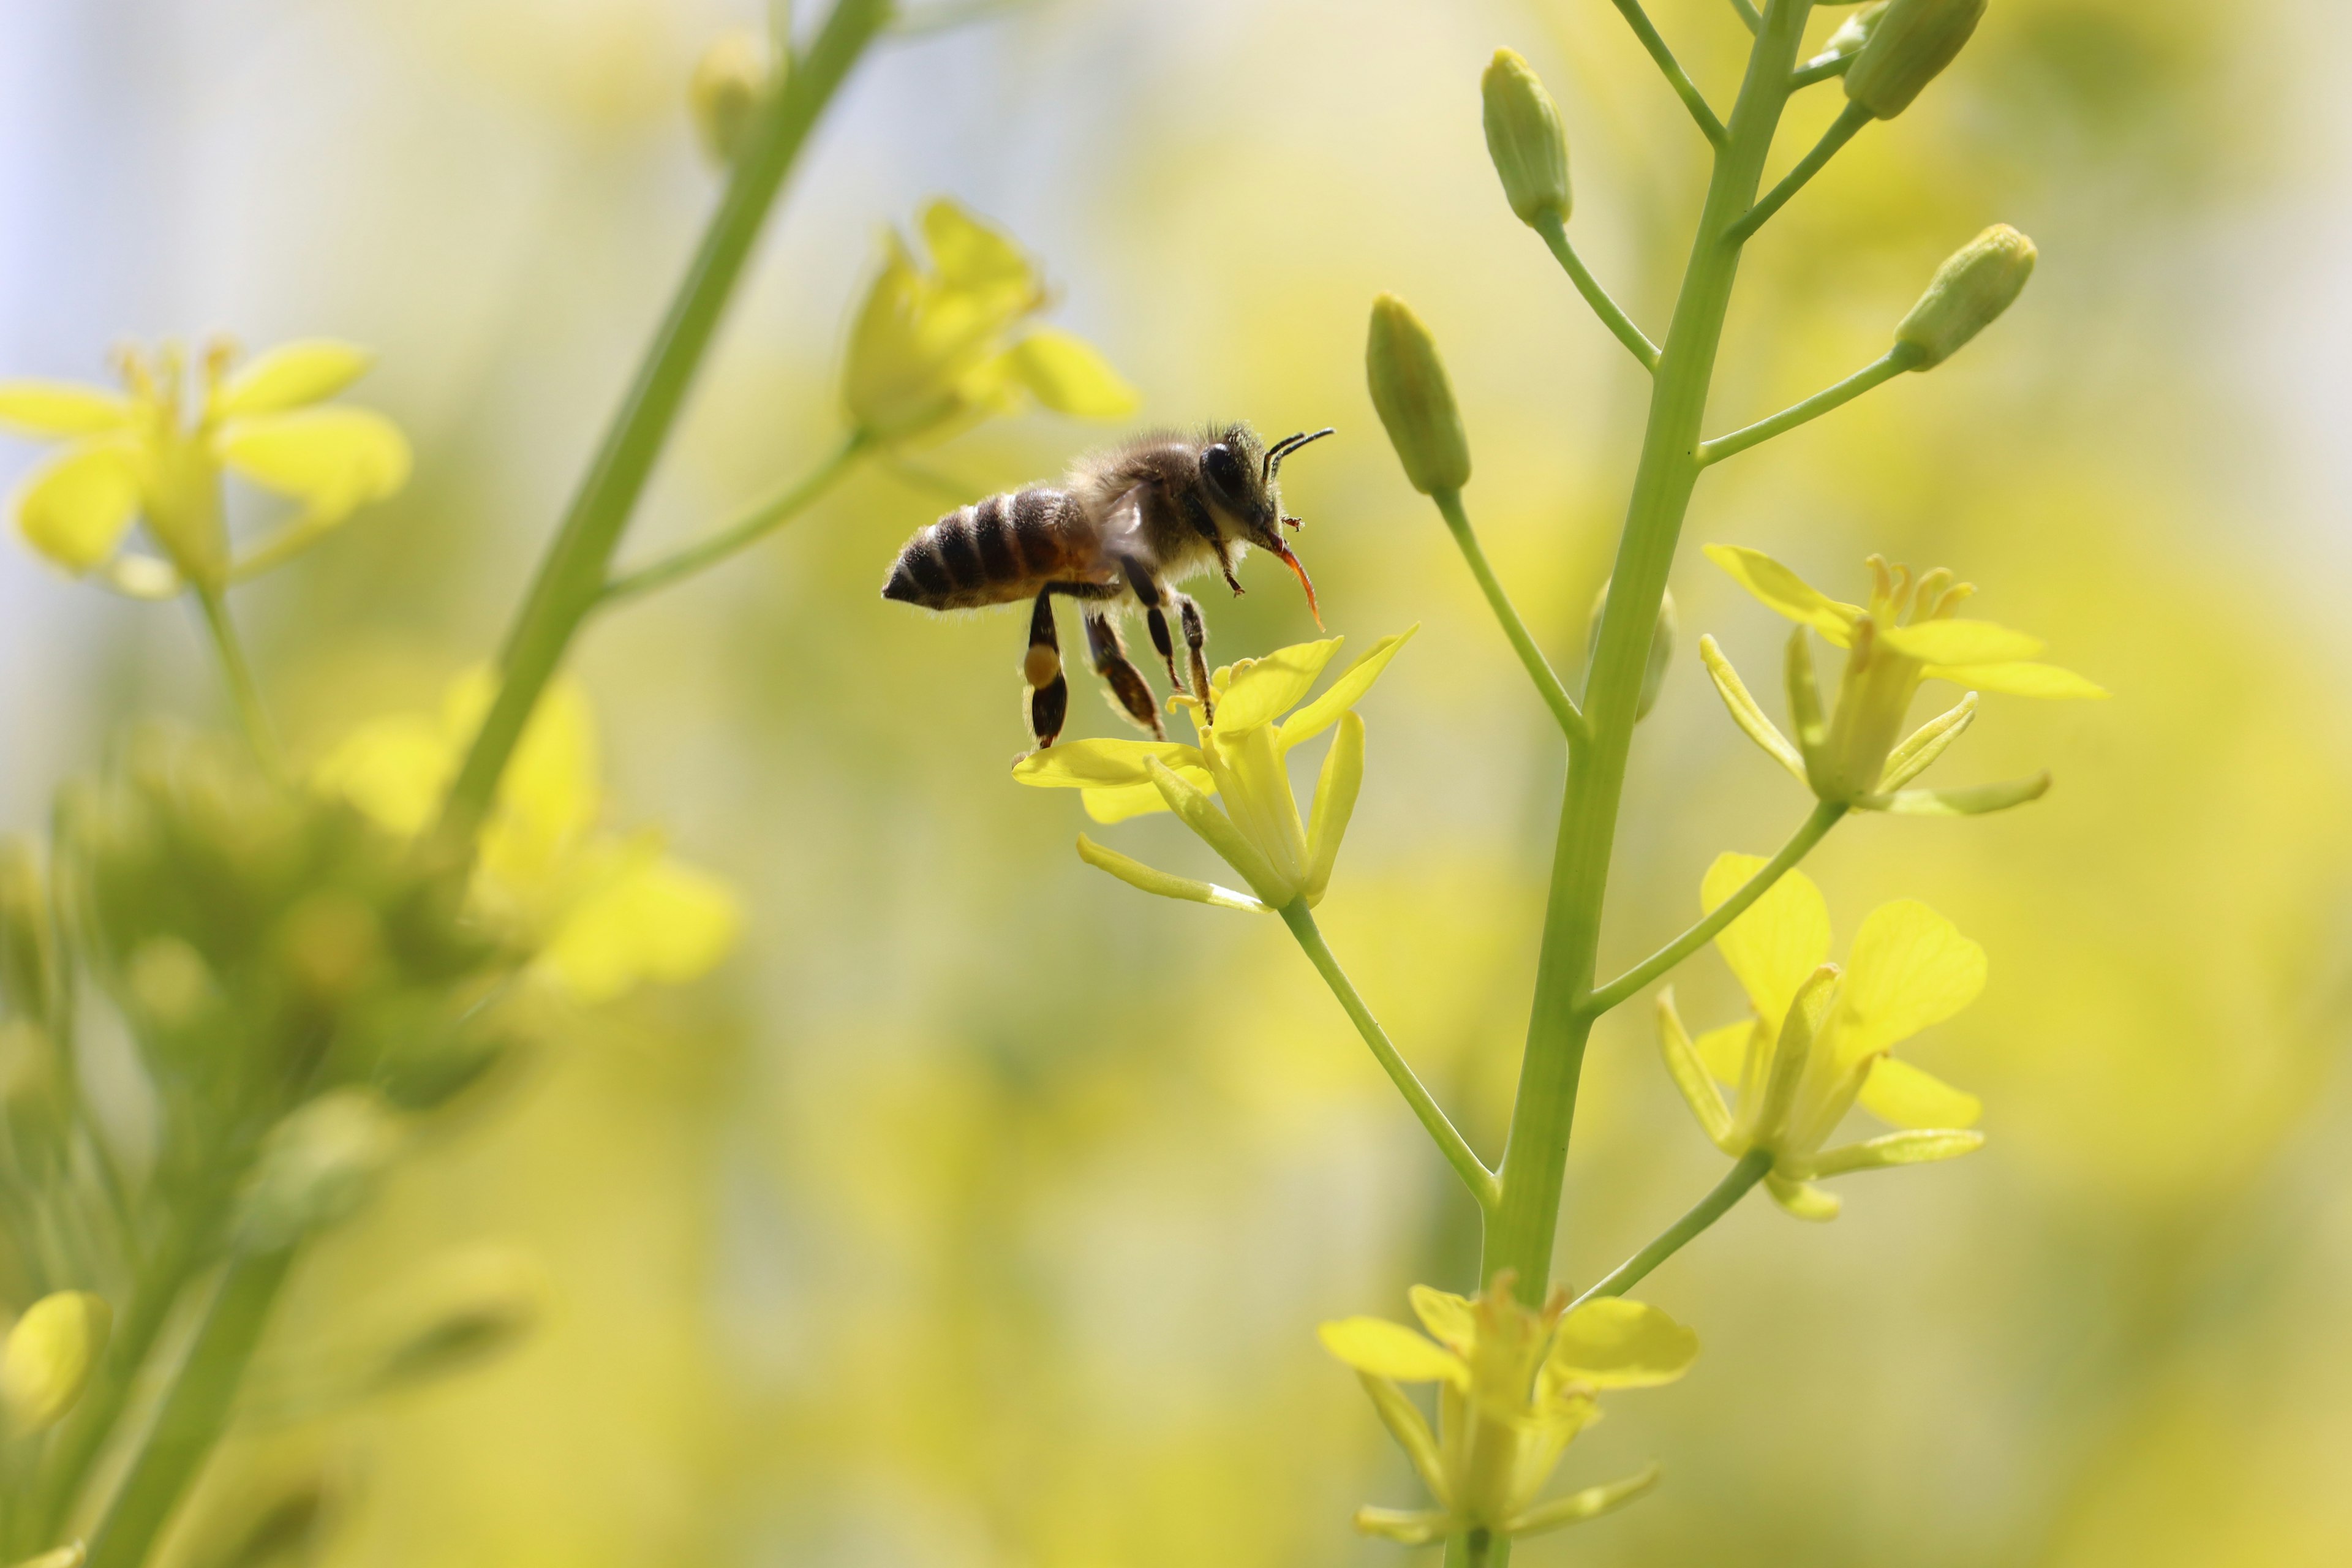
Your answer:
[1085,608,1166,740]
[1177,491,1246,596]
[1117,557,1189,698]
[1174,592,1215,723]
[1024,586,1069,749]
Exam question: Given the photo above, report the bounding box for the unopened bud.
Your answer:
[1482,50,1571,229]
[1895,224,2036,368]
[2,1291,112,1434]
[235,1091,403,1253]
[1845,0,1986,119]
[1366,294,1471,495]
[0,840,56,1027]
[1588,583,1677,722]
[689,31,773,165]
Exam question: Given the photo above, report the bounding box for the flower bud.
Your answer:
[1366,295,1471,494]
[0,840,56,1028]
[2,1291,112,1434]
[235,1091,403,1253]
[1808,1,1888,69]
[1844,0,1986,119]
[1895,224,2036,368]
[1482,50,1571,229]
[688,31,772,165]
[1588,583,1676,722]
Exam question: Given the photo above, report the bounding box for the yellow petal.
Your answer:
[1012,738,1204,790]
[1878,693,1977,791]
[1695,1021,1754,1087]
[1147,757,1292,907]
[1806,1128,1985,1177]
[1876,617,2044,665]
[492,676,602,862]
[540,851,741,1003]
[13,442,140,571]
[1075,834,1267,913]
[1856,1056,1983,1129]
[1924,660,2108,699]
[1,1291,111,1434]
[1407,1284,1478,1354]
[1354,1372,1450,1502]
[0,382,132,437]
[1765,1172,1841,1221]
[1701,853,1832,1027]
[921,198,1037,295]
[1839,899,1985,1058]
[214,341,374,417]
[1703,544,1860,646]
[1215,638,1344,734]
[1278,626,1418,750]
[1657,992,1735,1151]
[1079,773,1208,823]
[1699,635,1806,781]
[312,714,454,838]
[1549,1298,1699,1388]
[1302,710,1363,905]
[217,408,411,517]
[1317,1317,1466,1385]
[1000,328,1139,418]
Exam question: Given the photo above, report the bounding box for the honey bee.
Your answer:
[880,423,1333,748]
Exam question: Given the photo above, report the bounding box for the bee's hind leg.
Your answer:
[1174,592,1214,723]
[1085,609,1166,741]
[1118,556,1191,700]
[1023,586,1070,749]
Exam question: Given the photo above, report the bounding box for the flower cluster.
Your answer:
[1319,1275,1696,1546]
[1659,856,1987,1220]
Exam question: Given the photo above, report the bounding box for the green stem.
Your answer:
[193,587,282,779]
[600,432,870,605]
[83,1249,296,1568]
[1611,0,1727,145]
[1430,490,1582,742]
[1534,217,1658,372]
[434,0,890,846]
[1281,903,1497,1212]
[1572,1148,1772,1305]
[1585,801,1844,1014]
[1791,51,1856,88]
[1697,344,1921,466]
[1724,99,1870,244]
[1727,0,1762,34]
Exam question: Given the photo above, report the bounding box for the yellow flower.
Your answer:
[1011,630,1415,912]
[1700,546,2103,813]
[314,671,739,1004]
[1657,855,1989,1221]
[0,338,410,595]
[1317,1274,1695,1547]
[842,199,1138,445]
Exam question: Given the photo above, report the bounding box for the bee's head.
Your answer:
[1197,423,1334,624]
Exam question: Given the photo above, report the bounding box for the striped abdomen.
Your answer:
[881,487,1093,611]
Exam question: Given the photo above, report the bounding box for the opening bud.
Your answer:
[1366,295,1471,495]
[1895,224,2036,369]
[1482,50,1572,229]
[1844,0,1986,119]
[688,30,774,165]
[2,1291,112,1434]
[1809,1,1888,69]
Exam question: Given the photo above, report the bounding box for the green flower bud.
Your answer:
[235,1091,404,1253]
[2,1291,112,1434]
[1588,583,1678,722]
[1365,294,1471,495]
[1482,49,1571,229]
[688,30,772,165]
[1895,224,2037,368]
[0,839,56,1028]
[1844,0,1986,119]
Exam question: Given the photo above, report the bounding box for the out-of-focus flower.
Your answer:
[2,1290,112,1434]
[1700,546,2103,812]
[315,671,739,1004]
[0,339,409,595]
[842,200,1137,445]
[1012,630,1414,912]
[1658,856,1987,1220]
[687,28,772,165]
[1317,1274,1694,1547]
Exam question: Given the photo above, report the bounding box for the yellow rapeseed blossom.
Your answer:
[1317,1274,1695,1547]
[315,671,739,1003]
[1,1291,111,1434]
[1011,630,1414,912]
[842,199,1138,445]
[1658,856,1988,1220]
[1700,545,2103,813]
[0,339,409,595]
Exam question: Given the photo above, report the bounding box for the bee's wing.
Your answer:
[1097,484,1148,556]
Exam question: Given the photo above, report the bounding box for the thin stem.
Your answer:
[193,587,283,779]
[1725,99,1870,244]
[1611,0,1727,146]
[1430,490,1583,743]
[1697,345,1920,467]
[1727,0,1762,33]
[434,0,890,847]
[1791,50,1856,88]
[1534,217,1658,372]
[1572,1148,1772,1305]
[1281,903,1498,1212]
[600,432,869,605]
[84,1249,296,1568]
[1585,801,1845,1015]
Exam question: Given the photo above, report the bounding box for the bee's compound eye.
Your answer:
[1202,443,1245,494]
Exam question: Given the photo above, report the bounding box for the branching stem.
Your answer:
[1791,50,1856,88]
[1573,1148,1773,1305]
[1611,0,1727,146]
[1430,489,1583,743]
[1725,99,1871,244]
[1535,216,1658,372]
[601,432,870,605]
[1697,345,1921,467]
[1727,0,1762,34]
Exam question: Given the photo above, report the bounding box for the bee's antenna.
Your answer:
[1265,426,1335,482]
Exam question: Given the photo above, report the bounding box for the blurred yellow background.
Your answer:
[4,1,2349,1564]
